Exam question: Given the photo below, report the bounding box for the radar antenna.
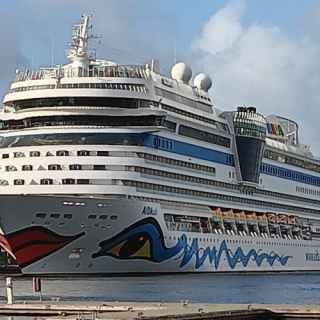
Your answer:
[67,15,95,68]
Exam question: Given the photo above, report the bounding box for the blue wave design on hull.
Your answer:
[93,218,292,270]
[178,236,292,269]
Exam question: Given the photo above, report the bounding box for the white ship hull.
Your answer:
[0,195,320,275]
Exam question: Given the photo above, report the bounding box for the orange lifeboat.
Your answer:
[257,213,268,223]
[277,214,288,224]
[234,210,246,221]
[221,208,234,220]
[246,211,257,221]
[287,215,297,225]
[267,213,276,224]
[211,207,222,220]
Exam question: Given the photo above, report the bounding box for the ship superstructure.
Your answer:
[0,16,320,274]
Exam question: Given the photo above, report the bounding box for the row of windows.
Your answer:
[155,87,212,112]
[14,65,148,82]
[8,97,147,110]
[261,163,320,187]
[264,149,320,174]
[136,167,221,187]
[2,150,110,159]
[165,235,313,248]
[3,179,118,186]
[255,186,320,207]
[137,152,216,174]
[3,146,320,208]
[36,213,72,219]
[160,104,229,132]
[35,212,117,220]
[123,180,320,215]
[194,92,211,102]
[233,112,266,139]
[296,186,320,197]
[0,115,164,131]
[6,164,114,172]
[9,83,148,94]
[179,125,231,148]
[0,133,145,148]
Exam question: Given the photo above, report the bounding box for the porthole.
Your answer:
[36,213,46,218]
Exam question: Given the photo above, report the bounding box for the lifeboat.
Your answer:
[267,213,276,224]
[234,210,246,221]
[221,208,234,221]
[287,215,297,225]
[257,213,268,224]
[277,214,288,224]
[246,211,257,221]
[211,207,222,220]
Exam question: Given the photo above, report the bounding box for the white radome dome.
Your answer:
[171,62,192,83]
[194,73,212,92]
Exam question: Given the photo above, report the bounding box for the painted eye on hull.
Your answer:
[92,218,185,263]
[109,234,151,259]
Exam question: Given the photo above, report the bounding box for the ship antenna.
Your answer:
[67,14,93,68]
[50,36,55,67]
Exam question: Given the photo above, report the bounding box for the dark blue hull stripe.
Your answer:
[261,163,320,187]
[144,134,234,166]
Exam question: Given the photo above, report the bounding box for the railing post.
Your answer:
[6,277,14,304]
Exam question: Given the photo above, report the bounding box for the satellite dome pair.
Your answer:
[170,62,212,92]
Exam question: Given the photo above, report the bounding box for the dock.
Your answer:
[0,302,320,319]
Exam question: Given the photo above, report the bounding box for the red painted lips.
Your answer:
[0,226,84,268]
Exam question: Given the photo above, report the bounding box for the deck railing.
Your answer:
[14,65,149,82]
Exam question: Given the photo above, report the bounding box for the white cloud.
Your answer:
[0,0,176,98]
[192,0,320,154]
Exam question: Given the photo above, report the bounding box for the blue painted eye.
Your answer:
[92,218,185,262]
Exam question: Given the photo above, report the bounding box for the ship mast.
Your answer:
[67,15,92,68]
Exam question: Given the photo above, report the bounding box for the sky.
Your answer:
[1,0,320,152]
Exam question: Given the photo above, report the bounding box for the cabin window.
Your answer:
[41,179,53,185]
[179,125,230,148]
[97,151,109,156]
[14,152,25,158]
[30,151,40,157]
[48,164,62,170]
[36,213,46,218]
[56,150,69,156]
[22,165,33,171]
[62,179,75,185]
[163,120,176,132]
[14,179,25,185]
[77,179,90,185]
[69,164,82,170]
[5,166,17,172]
[93,165,106,171]
[0,180,9,186]
[78,150,90,156]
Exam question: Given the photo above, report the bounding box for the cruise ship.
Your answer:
[0,15,320,275]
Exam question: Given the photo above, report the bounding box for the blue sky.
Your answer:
[1,0,317,70]
[1,0,320,151]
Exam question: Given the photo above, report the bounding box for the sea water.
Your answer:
[0,273,319,304]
